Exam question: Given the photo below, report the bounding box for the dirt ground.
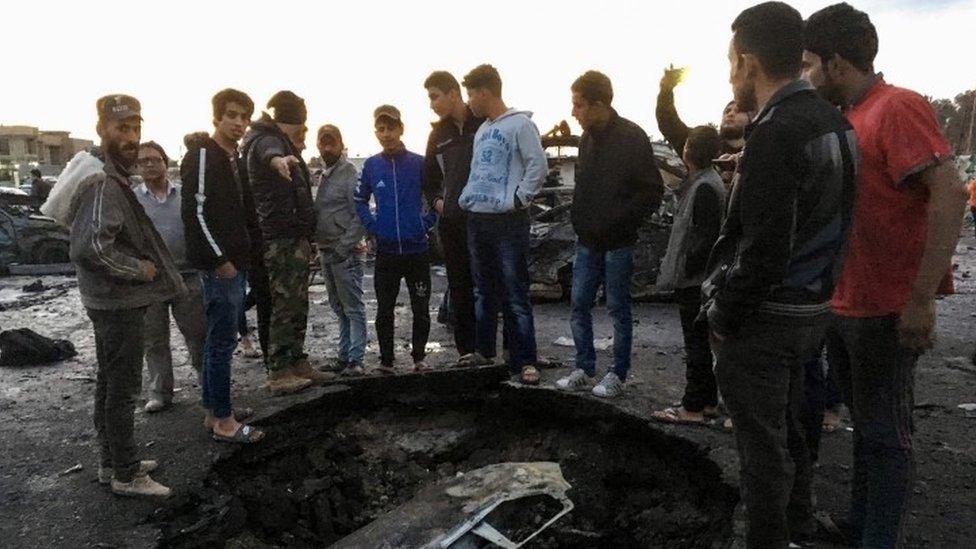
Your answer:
[1,229,975,548]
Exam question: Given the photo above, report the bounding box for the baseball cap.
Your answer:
[96,94,142,121]
[373,104,402,124]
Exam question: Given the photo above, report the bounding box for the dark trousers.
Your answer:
[439,217,477,356]
[714,311,828,548]
[468,212,537,372]
[799,330,845,464]
[829,315,918,548]
[971,206,976,238]
[675,286,716,411]
[374,251,431,365]
[87,306,147,483]
[200,270,245,419]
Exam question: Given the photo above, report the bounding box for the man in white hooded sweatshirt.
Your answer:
[459,64,547,385]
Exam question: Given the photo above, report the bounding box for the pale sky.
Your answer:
[2,0,973,162]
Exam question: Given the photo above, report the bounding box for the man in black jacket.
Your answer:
[703,3,858,546]
[181,88,266,442]
[241,90,330,394]
[422,71,491,367]
[556,70,663,399]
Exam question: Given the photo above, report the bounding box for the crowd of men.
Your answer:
[40,1,970,547]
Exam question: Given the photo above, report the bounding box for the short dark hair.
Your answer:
[571,70,613,106]
[804,3,878,72]
[211,88,254,121]
[317,124,343,146]
[139,141,170,166]
[424,71,460,95]
[684,126,722,169]
[30,168,41,178]
[462,64,502,96]
[731,1,804,79]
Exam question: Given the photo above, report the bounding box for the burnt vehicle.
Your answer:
[0,192,71,271]
[528,122,686,300]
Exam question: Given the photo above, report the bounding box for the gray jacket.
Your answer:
[313,156,365,262]
[68,154,185,310]
[657,168,726,291]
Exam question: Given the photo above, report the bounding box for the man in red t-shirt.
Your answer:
[804,5,969,547]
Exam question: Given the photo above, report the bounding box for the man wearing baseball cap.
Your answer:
[65,94,185,497]
[242,90,331,394]
[355,105,437,372]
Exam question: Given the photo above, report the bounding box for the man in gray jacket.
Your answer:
[67,95,185,498]
[313,125,367,376]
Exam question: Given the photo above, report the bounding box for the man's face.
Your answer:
[215,101,251,143]
[466,88,487,118]
[374,119,404,153]
[428,86,457,120]
[137,147,167,182]
[279,123,307,152]
[318,134,343,166]
[801,51,845,106]
[720,101,750,140]
[99,117,142,168]
[728,39,758,113]
[571,92,599,132]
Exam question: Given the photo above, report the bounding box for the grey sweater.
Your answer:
[313,156,365,262]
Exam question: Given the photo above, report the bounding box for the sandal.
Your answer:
[457,353,492,368]
[651,406,708,425]
[413,361,430,373]
[519,365,541,386]
[203,407,255,430]
[212,424,264,444]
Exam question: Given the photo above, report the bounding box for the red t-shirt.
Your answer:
[831,79,953,317]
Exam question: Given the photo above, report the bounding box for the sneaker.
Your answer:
[555,369,593,391]
[98,459,158,484]
[264,369,314,396]
[320,358,349,372]
[110,473,171,498]
[291,358,337,385]
[143,399,169,413]
[340,362,365,377]
[592,372,624,398]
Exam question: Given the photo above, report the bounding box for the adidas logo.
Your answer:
[376,180,386,189]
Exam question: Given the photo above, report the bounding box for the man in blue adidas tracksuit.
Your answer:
[355,105,438,373]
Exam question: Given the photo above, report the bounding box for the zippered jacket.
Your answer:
[354,148,437,255]
[422,107,485,220]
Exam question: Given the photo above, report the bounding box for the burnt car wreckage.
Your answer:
[0,193,71,272]
[527,122,686,300]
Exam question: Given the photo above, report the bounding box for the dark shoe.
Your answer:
[319,357,349,372]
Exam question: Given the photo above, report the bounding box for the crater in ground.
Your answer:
[157,370,737,548]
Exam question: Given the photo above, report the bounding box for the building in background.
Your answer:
[0,125,94,186]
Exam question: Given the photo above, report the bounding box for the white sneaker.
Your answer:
[592,372,624,398]
[98,459,158,484]
[555,369,593,391]
[110,473,171,498]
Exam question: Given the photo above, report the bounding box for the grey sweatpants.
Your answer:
[142,273,205,402]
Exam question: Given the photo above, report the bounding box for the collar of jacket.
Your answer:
[676,167,717,196]
[320,154,348,178]
[102,150,133,182]
[746,79,815,135]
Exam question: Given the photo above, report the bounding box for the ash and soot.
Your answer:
[157,368,736,548]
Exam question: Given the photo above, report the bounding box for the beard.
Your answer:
[720,123,745,141]
[322,152,341,167]
[107,140,139,169]
[732,80,758,114]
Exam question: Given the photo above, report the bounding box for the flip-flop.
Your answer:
[651,407,708,425]
[519,365,541,385]
[203,407,255,430]
[212,424,264,444]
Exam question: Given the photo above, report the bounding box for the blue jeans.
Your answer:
[467,212,537,372]
[570,244,634,380]
[200,269,245,419]
[321,254,367,365]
